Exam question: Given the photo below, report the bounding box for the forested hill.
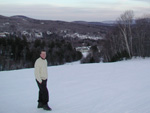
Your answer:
[0,15,111,40]
[0,15,112,71]
[0,12,150,71]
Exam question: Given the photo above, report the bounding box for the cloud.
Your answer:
[0,3,149,22]
[131,0,150,3]
[0,4,122,21]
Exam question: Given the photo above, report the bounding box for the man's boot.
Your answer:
[43,104,52,111]
[37,102,43,108]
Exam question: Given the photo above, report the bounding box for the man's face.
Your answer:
[40,51,46,59]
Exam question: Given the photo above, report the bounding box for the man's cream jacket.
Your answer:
[34,57,48,83]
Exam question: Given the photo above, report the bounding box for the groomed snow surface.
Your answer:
[0,58,150,113]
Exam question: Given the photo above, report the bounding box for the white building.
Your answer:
[0,33,6,38]
[35,32,43,38]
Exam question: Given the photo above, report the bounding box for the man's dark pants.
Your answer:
[36,79,49,105]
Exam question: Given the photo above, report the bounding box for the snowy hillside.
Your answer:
[0,58,150,113]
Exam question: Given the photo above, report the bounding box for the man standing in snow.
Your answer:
[34,50,52,111]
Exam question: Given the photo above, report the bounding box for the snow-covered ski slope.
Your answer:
[0,58,150,113]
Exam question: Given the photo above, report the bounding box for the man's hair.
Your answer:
[40,50,46,53]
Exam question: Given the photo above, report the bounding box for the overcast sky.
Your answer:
[0,0,150,22]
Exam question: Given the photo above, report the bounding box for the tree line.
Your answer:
[101,10,150,62]
[0,35,82,71]
[80,11,150,63]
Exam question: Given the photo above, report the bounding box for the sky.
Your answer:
[0,0,150,22]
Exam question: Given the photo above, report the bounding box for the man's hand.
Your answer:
[39,81,42,84]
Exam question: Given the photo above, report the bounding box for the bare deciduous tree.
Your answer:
[117,10,134,57]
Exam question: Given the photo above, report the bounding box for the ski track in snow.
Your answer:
[0,58,150,113]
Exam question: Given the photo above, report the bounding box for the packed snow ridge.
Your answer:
[0,58,150,113]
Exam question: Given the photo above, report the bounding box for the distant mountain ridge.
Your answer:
[72,21,116,26]
[0,15,113,40]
